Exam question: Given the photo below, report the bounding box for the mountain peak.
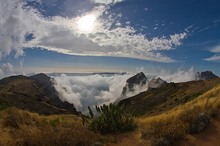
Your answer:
[196,71,219,80]
[122,72,147,95]
[126,72,147,84]
[148,77,167,88]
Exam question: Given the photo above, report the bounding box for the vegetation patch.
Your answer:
[83,103,137,134]
[0,108,106,146]
[0,102,10,111]
[140,84,220,144]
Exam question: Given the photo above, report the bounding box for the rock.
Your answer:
[189,113,210,133]
[92,142,104,146]
[196,71,219,80]
[122,72,147,95]
[148,77,167,88]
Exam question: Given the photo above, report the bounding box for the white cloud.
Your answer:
[0,0,187,62]
[210,45,220,53]
[158,67,196,83]
[52,73,133,113]
[204,55,220,61]
[0,63,15,78]
[91,0,124,5]
[52,69,197,113]
[204,45,220,61]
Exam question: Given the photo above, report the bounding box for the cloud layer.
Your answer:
[52,69,196,113]
[53,74,132,113]
[0,0,187,63]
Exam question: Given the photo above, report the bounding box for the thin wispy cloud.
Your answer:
[91,0,125,5]
[204,44,220,61]
[210,45,220,53]
[204,55,220,61]
[0,0,187,63]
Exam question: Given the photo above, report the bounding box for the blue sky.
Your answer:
[0,0,220,76]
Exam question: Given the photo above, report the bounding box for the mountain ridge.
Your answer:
[0,73,79,115]
[119,76,220,116]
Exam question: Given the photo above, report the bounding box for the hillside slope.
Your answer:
[0,74,79,115]
[119,78,220,115]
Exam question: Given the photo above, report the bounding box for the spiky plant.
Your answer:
[84,103,137,134]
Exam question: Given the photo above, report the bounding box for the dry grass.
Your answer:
[139,84,220,142]
[0,108,106,146]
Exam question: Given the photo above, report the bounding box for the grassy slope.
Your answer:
[0,108,102,146]
[139,83,220,145]
[119,78,220,116]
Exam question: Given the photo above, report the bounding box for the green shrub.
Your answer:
[83,103,137,134]
[0,103,10,111]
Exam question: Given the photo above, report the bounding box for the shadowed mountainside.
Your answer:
[0,74,79,115]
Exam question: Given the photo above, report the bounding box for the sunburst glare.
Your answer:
[77,14,96,33]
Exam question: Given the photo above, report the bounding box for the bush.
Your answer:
[84,103,137,134]
[0,103,10,111]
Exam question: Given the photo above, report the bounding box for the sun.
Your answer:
[77,14,96,33]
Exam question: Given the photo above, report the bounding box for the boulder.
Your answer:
[189,113,210,133]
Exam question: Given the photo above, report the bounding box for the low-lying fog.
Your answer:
[51,68,196,113]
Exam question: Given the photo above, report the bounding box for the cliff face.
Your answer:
[122,72,148,96]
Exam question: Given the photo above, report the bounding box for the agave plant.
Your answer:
[83,103,137,134]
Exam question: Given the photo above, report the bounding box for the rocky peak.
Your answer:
[122,72,148,95]
[148,77,167,88]
[196,71,219,80]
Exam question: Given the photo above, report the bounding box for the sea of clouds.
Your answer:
[51,68,196,113]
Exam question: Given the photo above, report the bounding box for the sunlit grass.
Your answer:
[139,84,220,142]
[0,108,104,146]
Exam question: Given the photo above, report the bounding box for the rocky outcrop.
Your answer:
[196,71,219,80]
[148,77,167,88]
[122,72,148,95]
[189,113,210,133]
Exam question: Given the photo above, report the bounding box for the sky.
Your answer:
[1,0,220,77]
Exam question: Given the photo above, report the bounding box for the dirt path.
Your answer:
[109,108,220,146]
[175,109,220,146]
[106,131,150,146]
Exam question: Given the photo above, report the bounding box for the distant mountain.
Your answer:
[0,74,79,115]
[122,72,148,96]
[119,78,220,115]
[196,71,219,80]
[148,77,167,88]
